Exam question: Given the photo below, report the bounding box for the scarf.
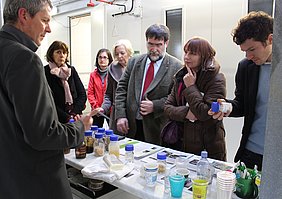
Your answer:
[49,62,73,105]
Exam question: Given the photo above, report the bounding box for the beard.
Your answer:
[148,51,165,62]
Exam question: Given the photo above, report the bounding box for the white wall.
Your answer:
[39,0,248,163]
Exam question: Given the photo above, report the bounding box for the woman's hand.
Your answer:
[183,67,196,87]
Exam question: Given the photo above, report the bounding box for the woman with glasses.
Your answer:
[88,48,113,127]
[94,39,134,134]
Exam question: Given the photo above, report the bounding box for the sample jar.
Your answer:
[108,134,120,158]
[157,152,167,174]
[94,133,105,157]
[125,144,134,164]
[85,130,94,153]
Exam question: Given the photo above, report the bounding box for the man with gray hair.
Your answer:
[115,24,182,145]
[0,1,94,198]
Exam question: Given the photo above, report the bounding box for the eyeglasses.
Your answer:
[98,56,109,60]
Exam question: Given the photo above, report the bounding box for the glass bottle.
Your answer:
[91,125,98,137]
[125,144,134,164]
[75,131,87,159]
[85,130,94,153]
[104,129,113,152]
[94,133,105,157]
[108,134,120,158]
[157,152,167,174]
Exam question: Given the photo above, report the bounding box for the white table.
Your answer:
[65,139,239,199]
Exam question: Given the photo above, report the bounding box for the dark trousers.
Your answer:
[92,115,108,128]
[240,148,263,171]
[135,119,145,142]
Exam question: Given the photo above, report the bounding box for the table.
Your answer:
[65,138,239,199]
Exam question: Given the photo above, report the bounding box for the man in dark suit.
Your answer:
[115,24,182,145]
[209,11,273,170]
[0,1,94,198]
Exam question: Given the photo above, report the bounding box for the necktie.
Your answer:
[142,61,155,98]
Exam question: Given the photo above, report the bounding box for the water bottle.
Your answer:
[197,151,212,184]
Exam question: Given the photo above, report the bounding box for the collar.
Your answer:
[1,24,38,52]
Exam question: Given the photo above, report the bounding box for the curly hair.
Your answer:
[232,11,273,45]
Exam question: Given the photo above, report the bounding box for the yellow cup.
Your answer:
[192,178,209,199]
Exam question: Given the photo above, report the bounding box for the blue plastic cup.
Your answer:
[169,175,185,198]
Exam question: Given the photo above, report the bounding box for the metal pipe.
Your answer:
[112,0,134,17]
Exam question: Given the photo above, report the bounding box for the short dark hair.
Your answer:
[145,24,170,42]
[95,48,113,68]
[232,11,273,45]
[46,41,69,63]
[4,0,52,24]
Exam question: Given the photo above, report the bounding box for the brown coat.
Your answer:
[164,61,227,161]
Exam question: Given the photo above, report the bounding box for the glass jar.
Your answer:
[75,132,87,159]
[104,129,113,152]
[108,134,120,158]
[85,130,94,153]
[91,125,98,137]
[94,133,105,157]
[125,144,134,164]
[157,152,167,174]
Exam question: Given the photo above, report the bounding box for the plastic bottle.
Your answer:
[164,169,170,193]
[94,133,105,157]
[125,144,134,164]
[197,151,212,184]
[104,129,114,152]
[157,152,167,174]
[108,134,120,158]
[85,130,94,153]
[211,101,232,113]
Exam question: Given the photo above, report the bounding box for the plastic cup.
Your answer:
[216,171,236,199]
[175,157,187,169]
[176,168,190,183]
[144,162,158,187]
[169,175,185,198]
[192,178,208,199]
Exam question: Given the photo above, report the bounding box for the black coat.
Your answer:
[0,24,84,199]
[227,58,260,162]
[44,64,86,123]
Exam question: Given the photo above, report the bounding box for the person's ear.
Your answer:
[18,8,29,23]
[268,34,273,45]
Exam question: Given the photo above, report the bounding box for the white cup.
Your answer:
[144,162,158,187]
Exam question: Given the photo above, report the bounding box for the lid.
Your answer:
[98,127,105,133]
[201,151,208,158]
[157,152,167,160]
[125,144,134,151]
[84,130,92,137]
[211,102,220,112]
[69,118,75,123]
[110,134,119,141]
[105,129,114,135]
[91,125,98,131]
[95,133,104,139]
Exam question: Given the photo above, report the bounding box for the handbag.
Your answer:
[160,120,180,145]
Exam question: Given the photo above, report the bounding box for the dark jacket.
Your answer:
[115,53,182,145]
[227,58,260,162]
[0,24,84,199]
[102,62,124,134]
[44,64,86,123]
[164,61,227,161]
